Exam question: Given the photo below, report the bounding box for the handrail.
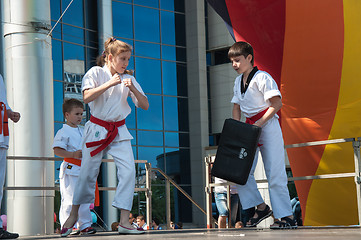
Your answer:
[152,167,218,227]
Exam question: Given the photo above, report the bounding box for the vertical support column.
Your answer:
[226,185,231,228]
[145,162,152,230]
[3,0,54,235]
[165,180,171,229]
[97,0,117,229]
[352,139,361,225]
[185,0,208,227]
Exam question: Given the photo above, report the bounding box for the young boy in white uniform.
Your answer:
[229,42,296,229]
[0,74,20,239]
[53,98,96,235]
[61,38,149,236]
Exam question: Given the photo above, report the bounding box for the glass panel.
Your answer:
[160,0,174,11]
[62,24,84,45]
[138,131,163,146]
[164,132,178,147]
[50,20,62,40]
[129,129,136,146]
[175,13,186,46]
[113,2,133,39]
[162,61,177,96]
[179,133,189,147]
[178,98,189,132]
[62,0,84,27]
[135,41,160,59]
[161,45,176,61]
[161,11,175,45]
[126,98,136,129]
[63,43,85,100]
[176,64,187,97]
[138,147,163,169]
[134,6,160,43]
[164,96,178,131]
[51,0,61,20]
[174,0,185,13]
[52,40,63,81]
[54,81,64,122]
[176,47,186,62]
[137,95,163,130]
[134,0,159,8]
[135,58,161,94]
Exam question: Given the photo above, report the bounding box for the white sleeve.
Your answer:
[52,129,69,150]
[257,73,282,101]
[129,76,147,108]
[231,77,241,105]
[82,67,98,91]
[0,75,10,110]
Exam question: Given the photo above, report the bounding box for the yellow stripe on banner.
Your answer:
[307,0,361,226]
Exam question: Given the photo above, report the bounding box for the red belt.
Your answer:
[64,157,100,206]
[245,108,269,125]
[86,116,125,157]
[246,108,268,146]
[0,102,9,136]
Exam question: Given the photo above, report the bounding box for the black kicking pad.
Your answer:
[211,118,262,185]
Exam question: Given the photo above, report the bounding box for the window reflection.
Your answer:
[62,24,84,45]
[161,11,175,45]
[161,45,176,61]
[62,0,84,27]
[163,96,178,131]
[134,0,158,8]
[113,2,133,39]
[175,13,186,46]
[135,58,161,94]
[137,95,163,130]
[138,146,163,169]
[50,21,62,39]
[54,81,64,122]
[51,0,61,20]
[52,40,63,81]
[162,61,177,96]
[129,129,136,146]
[135,41,160,59]
[160,0,174,11]
[138,131,163,146]
[126,98,136,129]
[134,6,160,43]
[164,132,179,147]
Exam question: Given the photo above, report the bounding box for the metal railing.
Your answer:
[5,156,215,229]
[204,137,361,228]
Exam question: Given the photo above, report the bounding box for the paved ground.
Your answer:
[18,226,361,240]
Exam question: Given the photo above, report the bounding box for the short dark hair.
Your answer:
[62,98,84,116]
[152,217,160,225]
[228,41,254,65]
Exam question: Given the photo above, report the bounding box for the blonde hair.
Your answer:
[96,37,133,75]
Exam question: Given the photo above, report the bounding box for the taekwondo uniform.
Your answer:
[231,68,293,219]
[0,75,9,229]
[53,124,92,230]
[72,65,146,211]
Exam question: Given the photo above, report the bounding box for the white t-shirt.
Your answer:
[231,70,281,118]
[0,75,11,148]
[53,124,83,177]
[81,65,146,143]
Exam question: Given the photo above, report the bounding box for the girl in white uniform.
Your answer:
[0,74,20,239]
[61,37,149,236]
[53,99,95,235]
[229,42,296,229]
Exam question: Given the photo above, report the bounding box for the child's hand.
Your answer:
[73,150,82,159]
[123,78,135,91]
[8,110,20,123]
[109,74,122,87]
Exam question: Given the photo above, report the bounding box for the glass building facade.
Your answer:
[50,0,191,225]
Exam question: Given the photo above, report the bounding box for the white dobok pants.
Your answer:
[59,170,92,230]
[73,140,135,211]
[236,117,293,219]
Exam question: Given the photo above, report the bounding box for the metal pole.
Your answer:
[205,155,213,228]
[145,163,152,230]
[226,185,231,228]
[166,180,171,229]
[352,139,361,225]
[3,0,54,235]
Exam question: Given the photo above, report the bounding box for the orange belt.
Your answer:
[86,116,125,157]
[64,158,100,207]
[0,102,9,136]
